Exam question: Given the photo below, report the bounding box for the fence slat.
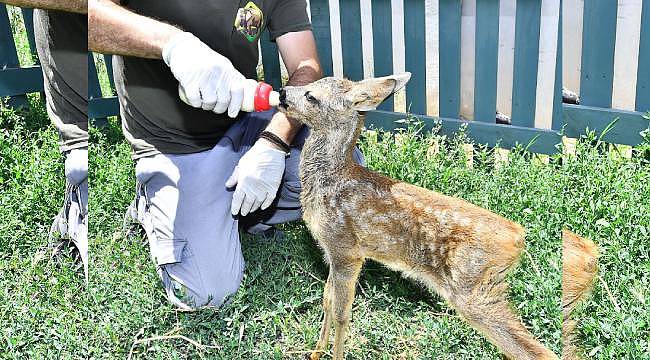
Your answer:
[0,5,28,107]
[0,6,20,68]
[438,0,461,118]
[511,0,542,128]
[372,0,393,111]
[473,1,499,123]
[88,52,108,124]
[579,1,618,107]
[403,0,426,114]
[88,53,101,99]
[339,0,363,81]
[551,7,563,130]
[636,2,650,112]
[260,30,282,89]
[310,0,333,77]
[366,110,562,155]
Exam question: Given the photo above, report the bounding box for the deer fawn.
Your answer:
[278,73,594,359]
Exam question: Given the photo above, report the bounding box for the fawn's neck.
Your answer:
[299,114,363,198]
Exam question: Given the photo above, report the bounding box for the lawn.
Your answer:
[1,5,649,359]
[1,94,648,358]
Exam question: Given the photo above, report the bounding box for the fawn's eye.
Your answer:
[305,91,319,104]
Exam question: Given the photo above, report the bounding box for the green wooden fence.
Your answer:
[1,2,648,155]
[0,6,41,108]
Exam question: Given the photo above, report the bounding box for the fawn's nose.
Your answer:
[279,89,288,109]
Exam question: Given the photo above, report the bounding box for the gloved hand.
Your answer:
[162,31,246,118]
[225,141,287,216]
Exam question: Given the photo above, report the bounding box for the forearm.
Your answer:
[264,59,322,146]
[2,0,86,13]
[88,0,182,58]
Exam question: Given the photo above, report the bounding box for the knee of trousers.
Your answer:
[64,148,88,186]
[151,237,244,310]
[159,262,244,310]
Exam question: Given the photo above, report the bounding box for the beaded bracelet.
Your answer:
[259,130,291,155]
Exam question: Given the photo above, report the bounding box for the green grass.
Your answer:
[93,54,115,98]
[6,6,37,67]
[90,118,563,360]
[2,9,649,358]
[0,96,92,358]
[1,97,648,359]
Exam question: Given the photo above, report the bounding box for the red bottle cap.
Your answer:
[254,82,274,111]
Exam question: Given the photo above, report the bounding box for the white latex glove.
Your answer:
[162,32,246,118]
[225,141,286,216]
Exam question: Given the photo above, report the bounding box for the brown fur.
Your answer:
[562,230,599,360]
[279,73,559,359]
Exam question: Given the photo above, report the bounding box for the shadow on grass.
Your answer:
[1,95,49,133]
[269,222,446,315]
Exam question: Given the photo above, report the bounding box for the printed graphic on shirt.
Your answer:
[234,2,264,42]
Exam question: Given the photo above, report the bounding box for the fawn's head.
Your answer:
[278,73,411,132]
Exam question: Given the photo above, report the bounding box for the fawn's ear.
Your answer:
[345,72,411,111]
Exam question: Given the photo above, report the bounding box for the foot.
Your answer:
[308,351,324,360]
[49,239,82,269]
[47,207,83,274]
[122,199,146,244]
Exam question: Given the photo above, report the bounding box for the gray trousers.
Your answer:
[50,149,88,281]
[35,9,88,279]
[34,9,88,153]
[130,110,362,309]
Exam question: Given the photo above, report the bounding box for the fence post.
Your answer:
[88,53,107,127]
[474,1,500,123]
[579,1,618,108]
[438,0,461,119]
[511,0,542,128]
[636,2,650,112]
[552,4,564,131]
[0,5,28,108]
[260,30,282,89]
[404,0,426,115]
[310,0,333,77]
[372,0,393,111]
[340,0,363,81]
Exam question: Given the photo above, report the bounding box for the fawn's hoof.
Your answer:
[308,351,323,360]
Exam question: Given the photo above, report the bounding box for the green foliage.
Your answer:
[92,54,116,98]
[1,5,647,359]
[0,96,89,359]
[6,6,37,67]
[1,107,648,358]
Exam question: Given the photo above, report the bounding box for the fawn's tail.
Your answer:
[562,229,599,360]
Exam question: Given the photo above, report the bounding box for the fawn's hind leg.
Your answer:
[310,274,333,360]
[329,260,363,360]
[448,286,558,360]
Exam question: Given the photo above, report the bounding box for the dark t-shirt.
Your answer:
[113,0,311,158]
[34,9,88,152]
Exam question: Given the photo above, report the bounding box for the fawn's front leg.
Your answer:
[310,273,333,360]
[330,260,363,360]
